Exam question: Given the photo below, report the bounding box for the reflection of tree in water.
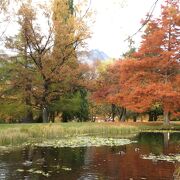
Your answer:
[59,147,86,167]
[22,146,32,162]
[21,146,87,177]
[163,132,169,149]
[40,147,86,171]
[39,148,48,173]
[81,144,177,179]
[170,133,180,143]
[137,132,180,155]
[110,145,127,154]
[162,132,180,154]
[138,133,164,154]
[0,139,179,180]
[173,163,180,180]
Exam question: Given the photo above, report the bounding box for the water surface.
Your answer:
[0,132,179,180]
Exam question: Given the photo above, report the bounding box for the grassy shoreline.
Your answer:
[0,122,179,146]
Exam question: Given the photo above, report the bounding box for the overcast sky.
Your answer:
[87,0,164,58]
[1,0,165,57]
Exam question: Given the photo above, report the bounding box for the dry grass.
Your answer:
[0,122,179,146]
[0,122,138,146]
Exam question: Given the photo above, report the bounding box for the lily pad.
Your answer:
[35,137,136,148]
[42,172,50,177]
[27,168,35,173]
[62,166,72,171]
[28,169,50,177]
[16,169,24,172]
[141,153,180,163]
[33,170,43,174]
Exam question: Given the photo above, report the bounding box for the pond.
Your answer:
[0,132,179,180]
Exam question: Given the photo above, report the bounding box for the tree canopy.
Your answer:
[93,0,180,124]
[0,0,179,124]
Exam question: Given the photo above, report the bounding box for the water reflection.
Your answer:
[0,132,179,180]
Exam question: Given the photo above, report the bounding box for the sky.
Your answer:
[1,0,165,58]
[87,0,164,58]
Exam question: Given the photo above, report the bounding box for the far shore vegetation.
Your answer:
[0,0,179,128]
[0,122,179,146]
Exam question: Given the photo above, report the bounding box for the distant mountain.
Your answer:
[78,49,110,64]
[79,49,109,64]
[87,49,109,61]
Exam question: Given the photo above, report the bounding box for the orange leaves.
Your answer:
[92,1,180,119]
[92,60,121,105]
[124,1,180,113]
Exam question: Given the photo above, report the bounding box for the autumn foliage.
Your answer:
[0,0,91,122]
[93,0,180,124]
[0,0,179,124]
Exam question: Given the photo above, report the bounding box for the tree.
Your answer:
[0,54,29,122]
[52,0,90,122]
[92,60,128,122]
[0,1,40,122]
[1,0,90,122]
[118,0,180,124]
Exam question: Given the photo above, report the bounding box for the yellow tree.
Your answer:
[3,0,90,122]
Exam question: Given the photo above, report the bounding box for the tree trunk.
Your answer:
[23,43,33,123]
[26,110,33,123]
[22,110,33,123]
[121,108,126,122]
[163,111,170,125]
[117,107,123,121]
[133,115,137,122]
[42,79,50,123]
[111,104,116,122]
[154,112,158,121]
[148,112,153,121]
[116,107,126,122]
[43,107,48,123]
[49,112,55,123]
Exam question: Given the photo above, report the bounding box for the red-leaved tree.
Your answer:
[118,0,180,124]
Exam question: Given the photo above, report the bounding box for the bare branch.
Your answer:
[124,0,160,42]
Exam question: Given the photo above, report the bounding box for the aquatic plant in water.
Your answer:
[16,169,50,177]
[141,153,180,163]
[35,136,137,148]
